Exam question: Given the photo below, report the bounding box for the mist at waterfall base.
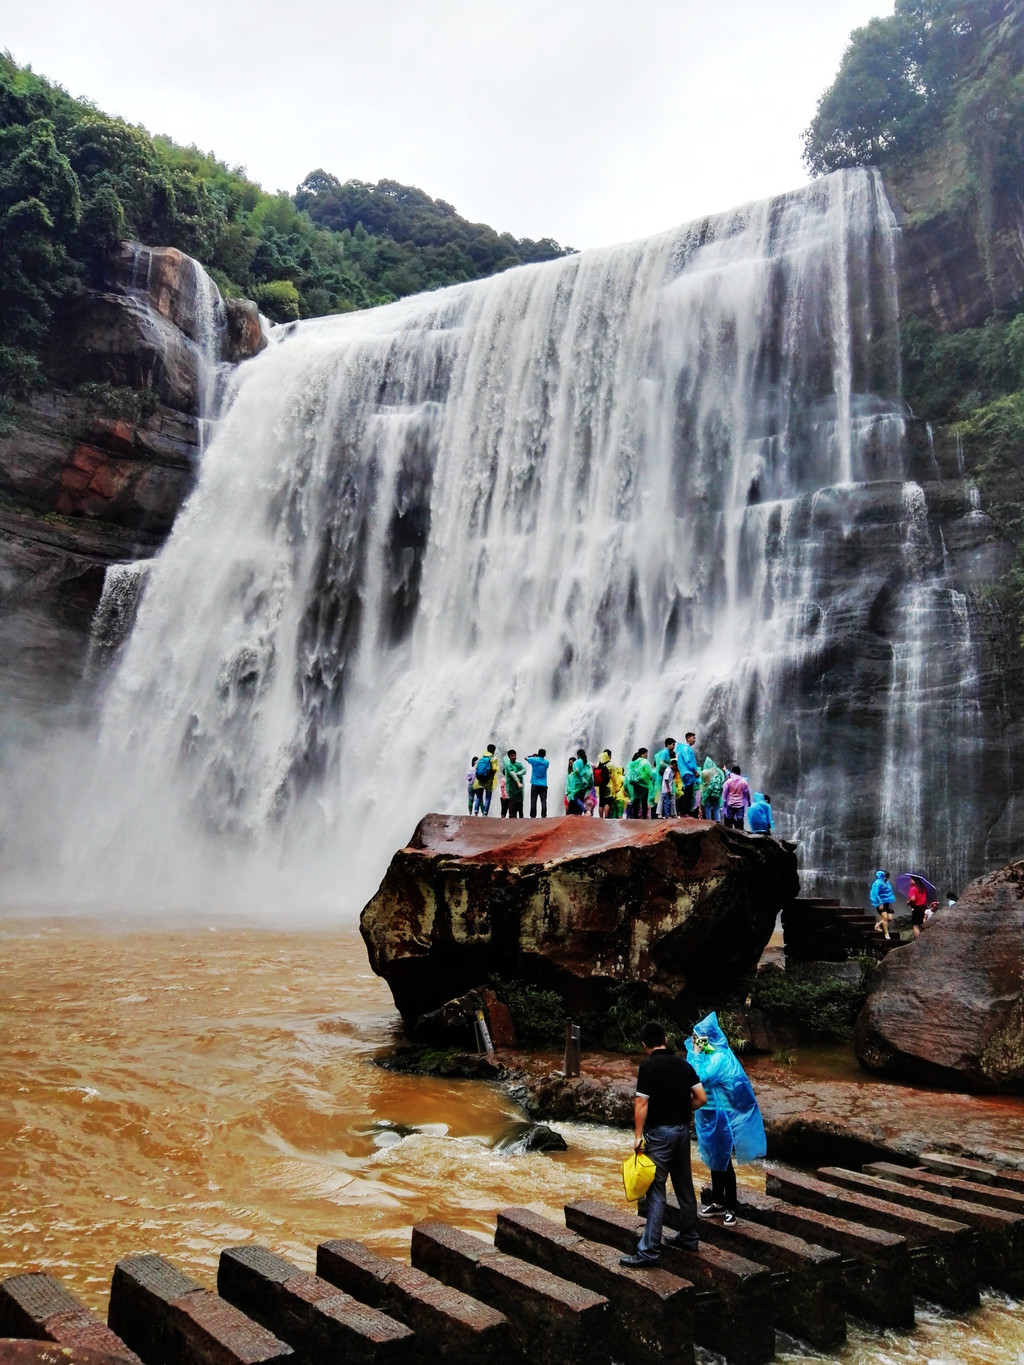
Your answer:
[0,167,989,921]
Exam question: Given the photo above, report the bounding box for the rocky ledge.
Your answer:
[855,858,1024,1092]
[360,813,799,1026]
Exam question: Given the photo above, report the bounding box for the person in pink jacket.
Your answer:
[721,767,752,830]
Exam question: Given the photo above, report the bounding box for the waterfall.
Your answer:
[45,167,989,915]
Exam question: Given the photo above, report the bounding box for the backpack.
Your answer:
[475,754,494,781]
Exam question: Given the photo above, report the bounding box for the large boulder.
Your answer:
[360,814,799,1026]
[855,860,1024,1091]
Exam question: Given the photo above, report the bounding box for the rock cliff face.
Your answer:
[855,859,1024,1092]
[360,814,799,1026]
[0,243,264,722]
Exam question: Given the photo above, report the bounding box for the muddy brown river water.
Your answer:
[2,920,1022,1363]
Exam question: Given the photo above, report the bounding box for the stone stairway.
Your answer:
[782,896,897,963]
[4,1145,1024,1365]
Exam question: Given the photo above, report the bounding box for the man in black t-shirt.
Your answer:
[620,1021,706,1267]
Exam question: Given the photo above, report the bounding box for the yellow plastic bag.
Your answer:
[622,1151,657,1201]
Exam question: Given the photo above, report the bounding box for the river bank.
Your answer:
[381,1042,1024,1172]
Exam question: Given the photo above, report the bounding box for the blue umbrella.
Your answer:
[896,872,936,900]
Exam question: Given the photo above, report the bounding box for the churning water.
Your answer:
[12,167,989,916]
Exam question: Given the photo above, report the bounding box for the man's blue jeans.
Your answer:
[637,1124,699,1260]
[473,788,492,815]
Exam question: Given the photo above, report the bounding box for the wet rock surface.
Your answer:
[0,240,264,719]
[855,860,1024,1092]
[379,1042,1024,1170]
[360,814,799,1025]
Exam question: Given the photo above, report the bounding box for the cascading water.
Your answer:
[47,167,990,915]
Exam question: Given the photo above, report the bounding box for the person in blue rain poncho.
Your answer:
[870,869,896,941]
[685,1012,766,1224]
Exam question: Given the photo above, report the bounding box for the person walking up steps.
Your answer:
[527,749,549,817]
[686,1013,766,1225]
[620,1022,706,1267]
[871,868,896,940]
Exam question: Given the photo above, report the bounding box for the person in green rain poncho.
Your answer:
[699,756,725,820]
[685,1012,766,1224]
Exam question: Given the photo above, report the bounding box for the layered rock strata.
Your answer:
[360,814,799,1026]
[855,859,1024,1091]
[0,242,264,721]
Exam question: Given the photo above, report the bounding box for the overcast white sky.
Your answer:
[6,0,891,249]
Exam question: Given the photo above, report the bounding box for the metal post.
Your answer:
[563,1021,581,1077]
[475,1009,495,1056]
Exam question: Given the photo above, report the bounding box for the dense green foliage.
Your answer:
[0,52,570,397]
[489,978,565,1047]
[803,0,1024,190]
[749,964,867,1042]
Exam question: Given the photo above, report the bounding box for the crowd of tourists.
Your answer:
[464,734,774,833]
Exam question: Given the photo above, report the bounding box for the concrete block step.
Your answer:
[767,1168,978,1311]
[692,1199,845,1350]
[725,1187,914,1330]
[919,1154,1024,1193]
[410,1221,609,1365]
[108,1254,293,1365]
[0,1274,141,1365]
[218,1245,415,1365]
[825,1166,1024,1294]
[495,1207,694,1365]
[316,1238,508,1365]
[563,1199,774,1365]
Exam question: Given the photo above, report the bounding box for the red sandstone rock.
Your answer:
[855,859,1024,1092]
[360,814,798,1024]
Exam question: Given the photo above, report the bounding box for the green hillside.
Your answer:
[0,52,571,400]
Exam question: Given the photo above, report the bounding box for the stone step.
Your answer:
[217,1245,416,1365]
[691,1198,845,1351]
[0,1274,141,1365]
[563,1199,774,1365]
[767,1168,978,1311]
[724,1187,914,1330]
[316,1238,508,1365]
[494,1207,694,1365]
[919,1153,1024,1193]
[823,1166,1024,1294]
[410,1222,609,1365]
[108,1254,294,1365]
[866,1162,1024,1216]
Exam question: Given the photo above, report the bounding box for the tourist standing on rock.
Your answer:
[686,1013,766,1226]
[620,1021,706,1267]
[660,759,679,817]
[527,749,549,817]
[504,749,526,819]
[466,758,478,814]
[566,749,593,815]
[699,756,725,820]
[870,869,896,940]
[721,767,752,829]
[608,761,627,818]
[594,749,613,817]
[626,748,654,819]
[677,732,700,816]
[747,792,774,834]
[472,745,498,815]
